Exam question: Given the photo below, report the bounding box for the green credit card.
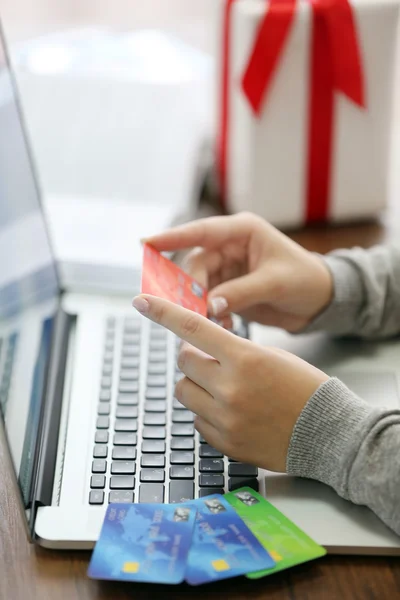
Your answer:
[225,487,327,578]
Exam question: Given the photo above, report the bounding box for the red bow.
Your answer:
[218,0,365,223]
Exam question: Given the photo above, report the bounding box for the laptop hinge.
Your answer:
[29,305,74,537]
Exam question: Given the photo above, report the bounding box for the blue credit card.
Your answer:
[88,503,196,584]
[185,495,275,585]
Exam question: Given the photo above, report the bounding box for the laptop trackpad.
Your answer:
[333,371,400,409]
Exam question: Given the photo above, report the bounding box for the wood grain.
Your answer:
[2,220,400,600]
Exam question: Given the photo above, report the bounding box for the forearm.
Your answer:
[305,245,400,339]
[287,378,400,535]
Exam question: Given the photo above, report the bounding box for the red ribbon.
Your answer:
[218,0,365,223]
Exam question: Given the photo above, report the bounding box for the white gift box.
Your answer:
[216,0,400,228]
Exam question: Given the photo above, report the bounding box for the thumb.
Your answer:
[208,271,269,317]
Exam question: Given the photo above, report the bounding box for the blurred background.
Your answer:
[1,0,400,237]
[2,0,216,52]
[1,1,218,226]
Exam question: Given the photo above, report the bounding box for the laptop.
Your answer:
[0,22,251,548]
[0,23,399,555]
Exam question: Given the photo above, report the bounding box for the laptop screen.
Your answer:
[0,24,60,514]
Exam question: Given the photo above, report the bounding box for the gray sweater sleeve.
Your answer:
[287,245,400,535]
[287,378,400,535]
[305,244,400,338]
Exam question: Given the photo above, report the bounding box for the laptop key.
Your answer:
[171,424,194,437]
[140,455,165,468]
[113,432,137,446]
[112,446,136,460]
[141,440,166,454]
[97,403,110,416]
[89,490,104,505]
[102,364,113,376]
[146,387,166,400]
[103,351,113,363]
[101,376,112,389]
[110,475,135,489]
[228,478,259,492]
[121,357,140,369]
[170,452,194,465]
[148,363,166,375]
[144,400,166,413]
[109,490,134,504]
[150,323,166,333]
[90,475,106,489]
[172,398,186,410]
[228,464,258,477]
[122,346,140,358]
[116,405,138,419]
[139,483,165,503]
[106,317,116,329]
[199,488,225,498]
[111,461,136,475]
[199,459,224,473]
[96,416,110,429]
[143,427,166,440]
[147,375,167,387]
[114,419,138,432]
[199,435,207,444]
[95,430,109,444]
[169,481,194,504]
[149,340,167,351]
[170,466,194,480]
[104,341,114,353]
[117,393,138,406]
[99,389,111,402]
[148,351,167,363]
[199,474,225,487]
[170,438,194,451]
[124,318,141,333]
[199,445,223,458]
[144,412,166,426]
[172,410,194,423]
[93,445,108,458]
[92,459,107,473]
[140,469,165,483]
[123,334,140,345]
[120,369,139,381]
[119,381,139,394]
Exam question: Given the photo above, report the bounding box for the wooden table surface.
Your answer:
[1,217,400,600]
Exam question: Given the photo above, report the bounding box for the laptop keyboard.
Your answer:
[89,316,258,506]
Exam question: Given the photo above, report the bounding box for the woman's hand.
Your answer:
[144,212,333,332]
[133,294,329,471]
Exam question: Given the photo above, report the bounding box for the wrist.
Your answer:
[299,254,365,336]
[308,254,334,322]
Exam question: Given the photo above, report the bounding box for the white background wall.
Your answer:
[2,0,217,53]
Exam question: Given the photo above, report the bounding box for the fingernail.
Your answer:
[210,296,228,316]
[132,296,149,314]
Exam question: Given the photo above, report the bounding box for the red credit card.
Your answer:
[141,243,208,316]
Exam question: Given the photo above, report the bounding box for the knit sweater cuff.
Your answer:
[301,255,365,335]
[287,377,372,495]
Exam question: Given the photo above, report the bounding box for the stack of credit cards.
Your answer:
[88,487,326,585]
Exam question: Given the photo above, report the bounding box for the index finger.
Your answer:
[132,294,239,362]
[142,214,251,253]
